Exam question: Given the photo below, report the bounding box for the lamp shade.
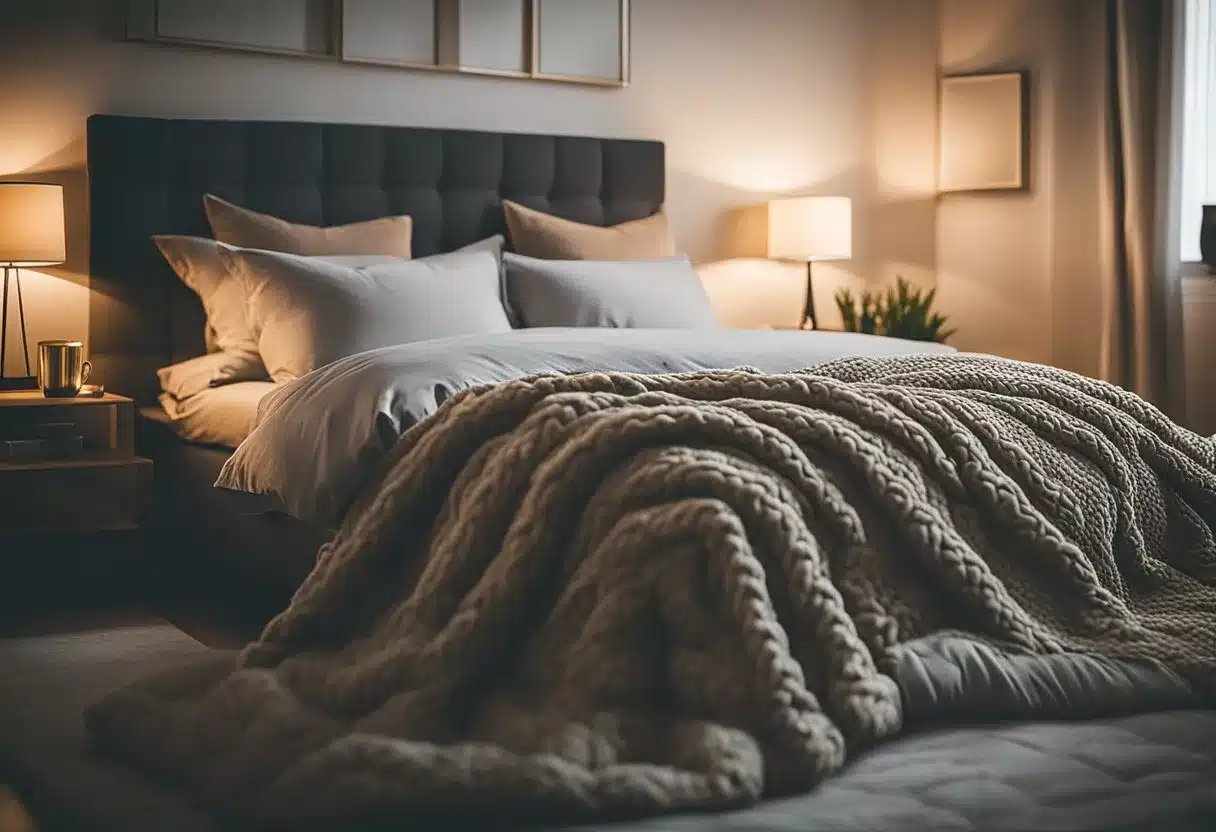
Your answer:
[767,196,852,262]
[0,183,66,266]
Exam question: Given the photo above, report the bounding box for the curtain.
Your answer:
[1100,0,1187,417]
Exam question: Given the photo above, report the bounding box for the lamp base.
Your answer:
[0,375,38,392]
[803,261,819,331]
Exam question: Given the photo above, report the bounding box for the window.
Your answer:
[1182,0,1216,261]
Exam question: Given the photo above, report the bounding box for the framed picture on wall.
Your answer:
[938,71,1029,193]
[126,0,631,87]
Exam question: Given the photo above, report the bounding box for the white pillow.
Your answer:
[221,246,513,382]
[503,253,720,329]
[155,235,405,387]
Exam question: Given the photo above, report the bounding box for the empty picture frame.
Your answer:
[939,71,1029,193]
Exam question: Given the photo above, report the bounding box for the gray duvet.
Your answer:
[3,629,1213,832]
[215,328,954,525]
[89,354,1216,830]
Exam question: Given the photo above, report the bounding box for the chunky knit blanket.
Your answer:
[88,354,1216,829]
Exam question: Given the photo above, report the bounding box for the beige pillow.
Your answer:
[502,200,676,260]
[204,194,413,259]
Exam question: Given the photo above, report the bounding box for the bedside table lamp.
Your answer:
[768,196,852,330]
[0,183,66,391]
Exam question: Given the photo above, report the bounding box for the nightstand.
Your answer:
[0,392,153,616]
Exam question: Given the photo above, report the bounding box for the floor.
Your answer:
[0,532,280,647]
[0,540,277,831]
[0,600,255,649]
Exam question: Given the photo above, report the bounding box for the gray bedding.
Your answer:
[3,629,1215,830]
[215,328,954,526]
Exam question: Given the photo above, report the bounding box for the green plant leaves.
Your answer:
[833,277,954,343]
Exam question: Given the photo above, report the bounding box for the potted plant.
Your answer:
[835,277,955,343]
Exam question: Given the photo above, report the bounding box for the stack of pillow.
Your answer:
[155,195,719,446]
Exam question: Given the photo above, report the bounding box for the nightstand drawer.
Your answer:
[0,456,152,533]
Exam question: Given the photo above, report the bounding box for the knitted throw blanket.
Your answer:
[88,354,1216,829]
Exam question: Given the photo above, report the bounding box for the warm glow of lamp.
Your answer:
[768,196,853,262]
[0,182,66,389]
[0,183,66,266]
[767,196,852,329]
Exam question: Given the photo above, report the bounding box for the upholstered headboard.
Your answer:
[86,115,665,402]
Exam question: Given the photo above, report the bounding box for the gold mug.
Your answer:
[38,340,92,398]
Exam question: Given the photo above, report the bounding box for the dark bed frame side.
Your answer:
[86,115,666,403]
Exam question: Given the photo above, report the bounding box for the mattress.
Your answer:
[0,627,1213,832]
[137,408,326,601]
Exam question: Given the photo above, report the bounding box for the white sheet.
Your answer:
[158,382,277,449]
[217,328,956,526]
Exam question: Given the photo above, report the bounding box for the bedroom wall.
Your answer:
[935,0,1107,373]
[0,0,940,377]
[938,2,1213,430]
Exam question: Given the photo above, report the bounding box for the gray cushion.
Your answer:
[222,239,511,382]
[503,253,720,329]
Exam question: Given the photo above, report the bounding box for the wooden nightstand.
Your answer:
[0,392,151,532]
[0,392,153,616]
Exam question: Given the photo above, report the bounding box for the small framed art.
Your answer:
[939,71,1029,193]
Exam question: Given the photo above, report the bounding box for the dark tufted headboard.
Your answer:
[86,115,665,403]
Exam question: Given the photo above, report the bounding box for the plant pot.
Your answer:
[1202,205,1216,267]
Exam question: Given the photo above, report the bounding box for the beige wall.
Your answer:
[862,0,941,293]
[0,0,940,378]
[936,0,1107,373]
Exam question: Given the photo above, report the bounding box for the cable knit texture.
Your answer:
[87,354,1216,829]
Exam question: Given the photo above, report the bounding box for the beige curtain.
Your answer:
[1100,0,1187,417]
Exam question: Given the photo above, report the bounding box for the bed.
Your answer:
[86,113,669,595]
[0,114,1200,831]
[135,407,324,598]
[85,114,949,591]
